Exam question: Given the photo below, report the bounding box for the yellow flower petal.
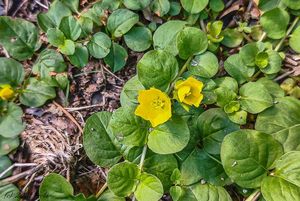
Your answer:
[178,85,191,102]
[0,85,14,100]
[173,76,204,108]
[135,88,172,127]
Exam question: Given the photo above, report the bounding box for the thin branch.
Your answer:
[34,0,48,9]
[53,101,83,133]
[274,70,295,81]
[0,163,37,179]
[275,16,300,51]
[65,103,104,112]
[95,182,108,198]
[245,189,261,201]
[102,65,125,82]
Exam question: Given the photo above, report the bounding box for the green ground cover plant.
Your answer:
[1,0,300,200]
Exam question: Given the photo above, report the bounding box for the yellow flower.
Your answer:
[0,85,14,100]
[135,88,172,127]
[174,77,204,110]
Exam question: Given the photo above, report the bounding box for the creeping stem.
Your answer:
[168,56,193,95]
[132,144,148,201]
[245,189,261,201]
[274,16,300,52]
[95,182,108,198]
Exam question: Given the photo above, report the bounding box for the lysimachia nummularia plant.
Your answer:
[1,0,300,201]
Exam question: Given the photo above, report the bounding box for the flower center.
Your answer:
[178,86,192,102]
[151,97,165,109]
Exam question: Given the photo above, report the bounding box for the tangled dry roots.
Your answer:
[18,103,81,181]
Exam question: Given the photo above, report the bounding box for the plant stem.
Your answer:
[245,189,261,201]
[259,32,267,42]
[139,144,148,171]
[200,20,206,33]
[178,56,193,78]
[95,182,108,198]
[250,71,261,81]
[242,32,253,42]
[167,56,193,95]
[132,144,148,201]
[275,16,300,52]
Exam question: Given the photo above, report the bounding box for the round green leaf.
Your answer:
[68,44,89,68]
[32,49,67,85]
[98,189,125,201]
[47,28,65,47]
[20,78,56,107]
[181,148,230,186]
[256,97,300,152]
[227,110,248,125]
[180,0,209,14]
[143,154,178,190]
[58,39,75,55]
[59,16,82,41]
[101,0,121,11]
[37,13,56,33]
[78,17,93,38]
[124,26,152,52]
[289,26,300,53]
[169,1,181,16]
[209,0,225,12]
[104,42,128,72]
[239,43,259,67]
[224,54,255,84]
[134,173,164,201]
[255,52,269,69]
[120,76,145,107]
[197,108,240,155]
[224,101,240,114]
[61,0,79,12]
[87,32,111,59]
[221,129,283,188]
[190,184,232,201]
[153,20,187,56]
[107,161,140,197]
[188,51,219,78]
[0,16,38,61]
[214,87,237,108]
[0,58,24,86]
[0,156,12,179]
[274,151,300,187]
[148,116,190,154]
[239,82,274,114]
[0,136,19,157]
[214,76,239,93]
[0,102,25,138]
[137,50,178,91]
[39,173,74,201]
[282,0,300,10]
[109,106,150,147]
[260,50,282,74]
[221,28,243,48]
[261,176,300,201]
[150,0,170,17]
[107,9,139,37]
[81,3,106,26]
[33,49,66,74]
[83,111,123,168]
[257,77,285,98]
[123,0,151,10]
[176,27,208,60]
[260,8,290,39]
[44,0,72,27]
[0,184,20,201]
